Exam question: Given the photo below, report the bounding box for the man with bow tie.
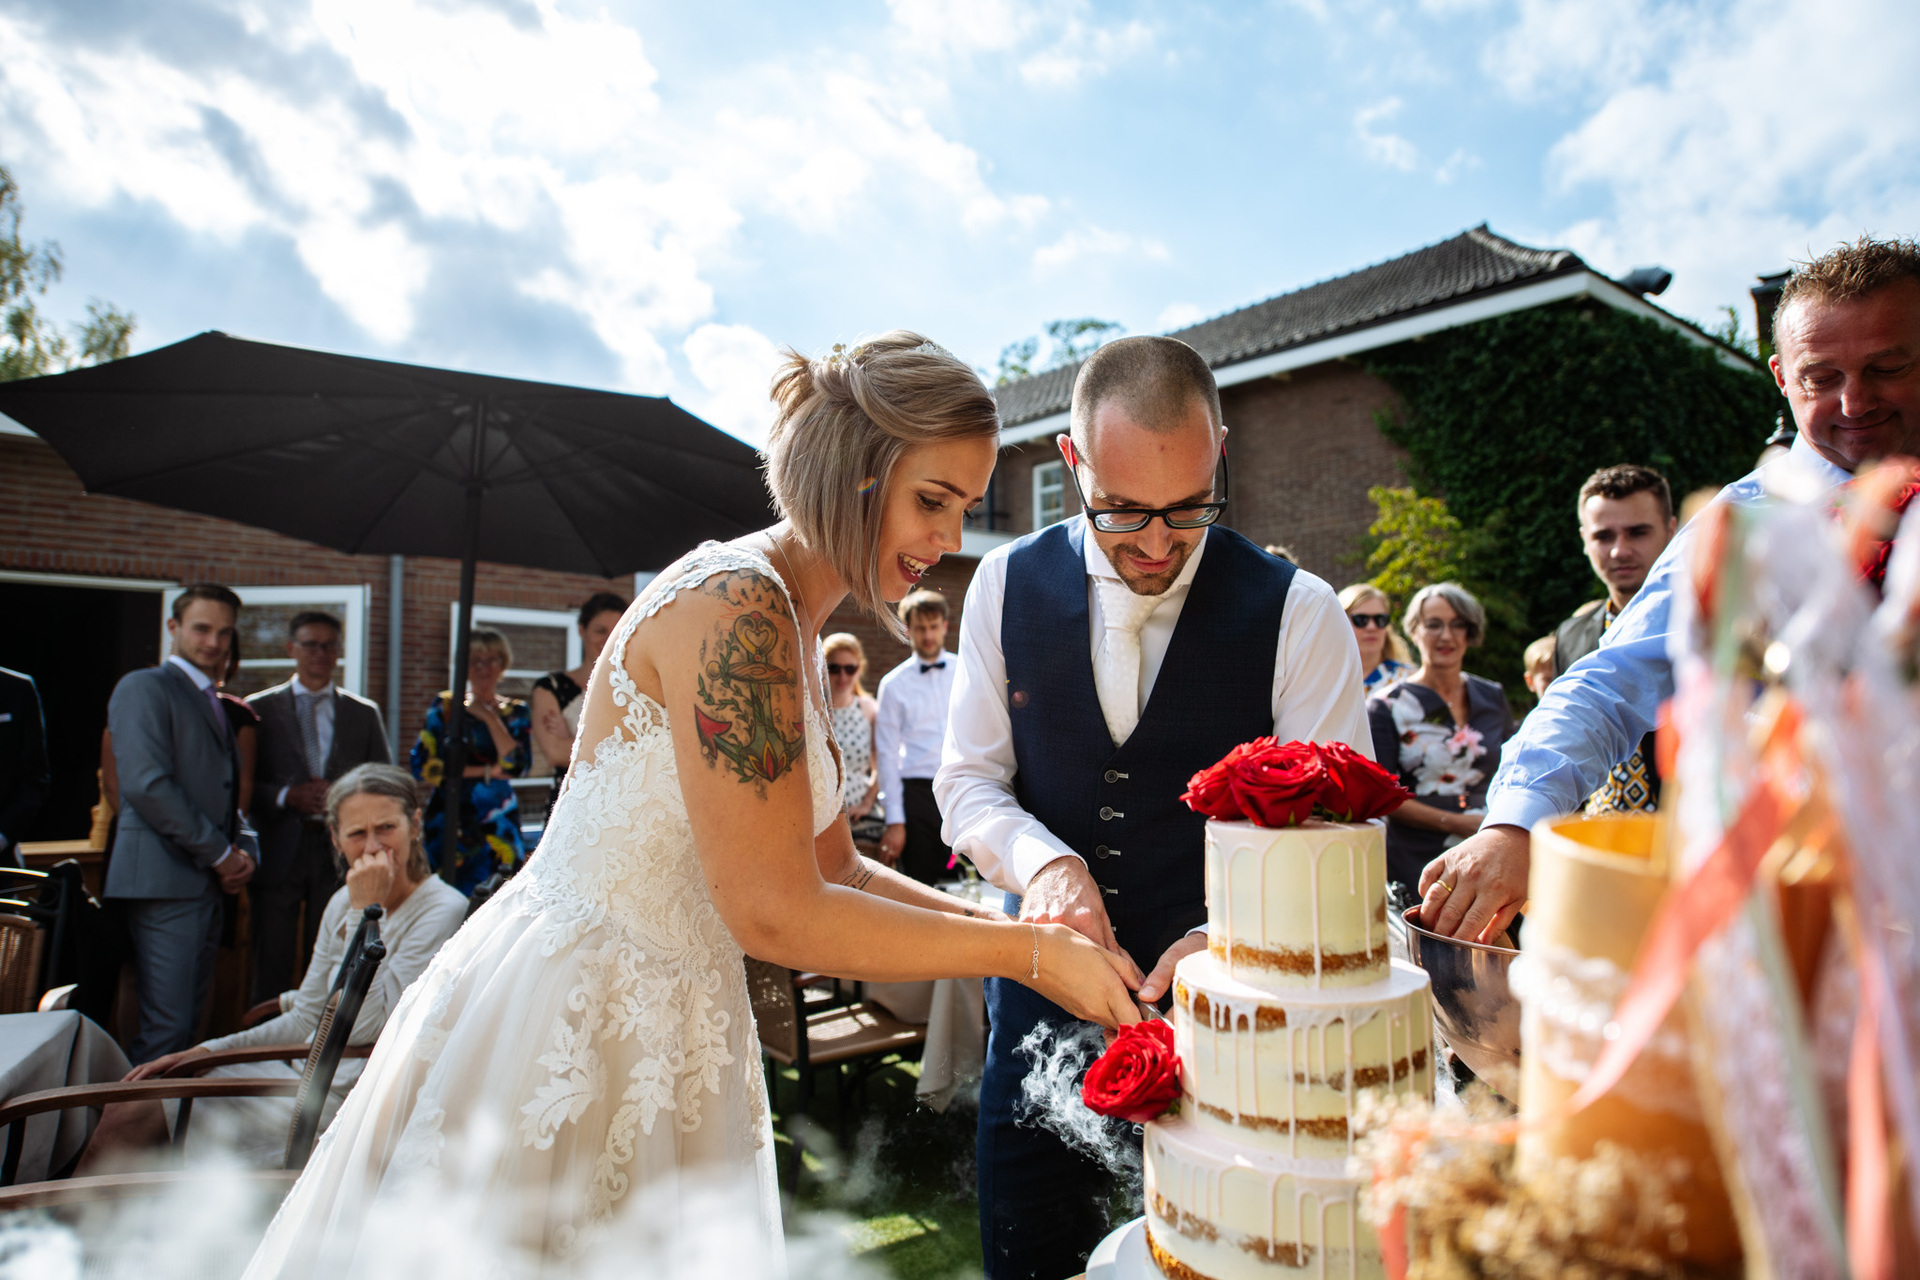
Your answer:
[874,589,958,884]
[938,336,1373,1279]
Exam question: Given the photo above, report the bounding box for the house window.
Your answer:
[163,584,370,698]
[1032,460,1066,529]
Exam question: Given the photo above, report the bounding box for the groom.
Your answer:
[937,336,1374,1279]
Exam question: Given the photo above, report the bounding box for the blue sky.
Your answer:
[3,0,1917,442]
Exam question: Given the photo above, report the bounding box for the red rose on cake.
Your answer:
[1081,1019,1182,1123]
[1182,737,1411,827]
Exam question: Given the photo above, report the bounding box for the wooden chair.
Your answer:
[0,912,46,1015]
[0,904,388,1206]
[744,956,926,1189]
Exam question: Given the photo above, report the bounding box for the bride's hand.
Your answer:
[1027,923,1143,1030]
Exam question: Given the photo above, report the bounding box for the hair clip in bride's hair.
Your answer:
[913,340,949,358]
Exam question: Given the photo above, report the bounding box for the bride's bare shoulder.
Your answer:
[621,556,799,697]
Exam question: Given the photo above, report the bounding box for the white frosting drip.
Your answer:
[1208,820,1388,991]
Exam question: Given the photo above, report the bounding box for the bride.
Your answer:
[243,332,1143,1277]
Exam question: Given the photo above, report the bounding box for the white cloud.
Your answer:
[1155,302,1205,331]
[1435,147,1483,185]
[683,323,784,446]
[0,0,1066,430]
[1354,97,1419,171]
[1033,225,1170,272]
[1019,19,1155,88]
[1495,0,1920,319]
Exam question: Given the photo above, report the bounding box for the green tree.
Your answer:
[994,317,1124,384]
[1360,299,1779,698]
[1,165,135,382]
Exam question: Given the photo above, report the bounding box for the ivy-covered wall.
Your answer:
[1361,298,1783,693]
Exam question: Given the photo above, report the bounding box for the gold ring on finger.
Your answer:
[1435,880,1454,895]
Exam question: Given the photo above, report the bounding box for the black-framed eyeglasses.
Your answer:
[1063,441,1230,533]
[1348,613,1391,630]
[825,663,860,677]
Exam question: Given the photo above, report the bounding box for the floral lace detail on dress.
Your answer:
[487,542,832,1231]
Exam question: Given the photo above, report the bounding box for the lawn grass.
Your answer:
[769,1055,986,1280]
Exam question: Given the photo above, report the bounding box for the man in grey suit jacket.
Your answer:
[247,610,391,1000]
[107,583,258,1063]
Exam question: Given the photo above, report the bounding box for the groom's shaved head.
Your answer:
[1069,336,1221,458]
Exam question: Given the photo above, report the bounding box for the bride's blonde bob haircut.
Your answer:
[764,331,999,639]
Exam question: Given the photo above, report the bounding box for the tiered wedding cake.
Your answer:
[1142,817,1434,1280]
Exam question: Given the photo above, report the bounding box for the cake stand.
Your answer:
[1085,1216,1152,1279]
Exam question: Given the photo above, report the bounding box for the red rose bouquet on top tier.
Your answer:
[1180,737,1411,826]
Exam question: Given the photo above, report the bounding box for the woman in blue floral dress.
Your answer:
[410,628,532,894]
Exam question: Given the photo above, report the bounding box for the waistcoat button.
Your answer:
[1103,769,1120,783]
[1098,806,1117,821]
[1094,845,1109,859]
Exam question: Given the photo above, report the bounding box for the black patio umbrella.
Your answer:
[0,330,775,878]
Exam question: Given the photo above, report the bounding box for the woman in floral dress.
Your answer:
[1366,582,1514,896]
[410,628,532,894]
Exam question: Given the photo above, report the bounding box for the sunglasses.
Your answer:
[826,663,861,676]
[1348,613,1391,630]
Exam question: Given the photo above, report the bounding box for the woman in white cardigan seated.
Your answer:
[88,764,468,1167]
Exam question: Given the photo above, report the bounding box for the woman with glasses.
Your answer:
[823,631,884,845]
[1366,582,1514,896]
[1338,582,1413,691]
[409,628,531,894]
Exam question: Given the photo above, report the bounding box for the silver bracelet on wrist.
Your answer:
[1027,923,1040,983]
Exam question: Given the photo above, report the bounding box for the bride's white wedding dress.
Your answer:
[244,544,842,1277]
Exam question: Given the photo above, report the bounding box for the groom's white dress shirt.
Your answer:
[936,521,1373,897]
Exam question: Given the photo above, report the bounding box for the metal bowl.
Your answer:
[1401,906,1523,1101]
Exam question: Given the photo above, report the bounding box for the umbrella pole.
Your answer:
[441,529,479,885]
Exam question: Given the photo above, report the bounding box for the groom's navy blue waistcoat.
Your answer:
[1001,520,1294,969]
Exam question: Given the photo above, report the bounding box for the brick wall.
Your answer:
[819,553,978,688]
[1220,361,1408,583]
[1,434,631,752]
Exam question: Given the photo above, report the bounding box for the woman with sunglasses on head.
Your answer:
[823,631,884,846]
[1366,581,1514,898]
[1338,582,1413,692]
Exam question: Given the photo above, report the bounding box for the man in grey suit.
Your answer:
[247,610,391,1000]
[107,583,258,1063]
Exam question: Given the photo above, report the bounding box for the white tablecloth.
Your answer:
[0,1010,131,1182]
[863,880,991,1111]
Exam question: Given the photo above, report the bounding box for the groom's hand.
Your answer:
[1137,932,1206,1006]
[1020,855,1127,962]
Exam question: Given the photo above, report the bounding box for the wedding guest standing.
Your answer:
[106,584,257,1062]
[1339,581,1412,691]
[410,629,531,894]
[939,337,1371,1279]
[1368,582,1514,898]
[0,667,49,866]
[249,611,392,1002]
[530,592,627,824]
[875,589,958,884]
[1427,238,1920,943]
[824,632,883,845]
[1551,465,1677,815]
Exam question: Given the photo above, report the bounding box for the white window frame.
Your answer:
[162,583,370,694]
[447,603,582,685]
[1032,459,1066,530]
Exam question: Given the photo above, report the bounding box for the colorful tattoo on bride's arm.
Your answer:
[691,570,807,795]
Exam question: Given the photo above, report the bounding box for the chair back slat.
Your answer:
[743,957,799,1062]
[286,913,386,1170]
[0,915,45,1016]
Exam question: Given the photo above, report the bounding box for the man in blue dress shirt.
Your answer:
[1419,236,1920,942]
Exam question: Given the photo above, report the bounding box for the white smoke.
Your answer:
[1012,1020,1142,1205]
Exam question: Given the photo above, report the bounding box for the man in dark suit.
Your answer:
[0,667,50,867]
[247,610,391,1001]
[1550,464,1677,814]
[107,583,257,1063]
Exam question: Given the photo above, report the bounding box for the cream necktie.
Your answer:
[1094,579,1161,746]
